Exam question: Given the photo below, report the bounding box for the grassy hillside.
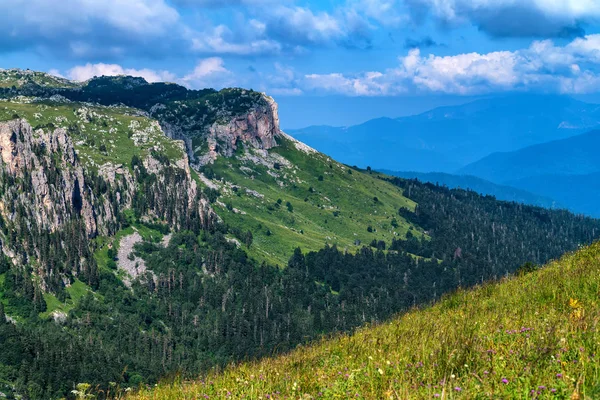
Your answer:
[0,69,79,89]
[131,241,600,399]
[0,99,185,169]
[205,135,417,265]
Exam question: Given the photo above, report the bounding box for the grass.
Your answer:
[0,69,80,89]
[130,241,600,399]
[40,279,93,318]
[209,137,419,266]
[0,100,185,170]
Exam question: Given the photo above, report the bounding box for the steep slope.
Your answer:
[459,129,600,183]
[0,96,213,305]
[289,94,600,172]
[203,137,416,265]
[1,71,600,399]
[132,240,600,400]
[381,170,560,209]
[13,74,418,265]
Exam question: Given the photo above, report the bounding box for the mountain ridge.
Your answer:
[289,94,600,172]
[1,70,600,399]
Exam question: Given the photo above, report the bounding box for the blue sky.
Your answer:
[2,0,600,127]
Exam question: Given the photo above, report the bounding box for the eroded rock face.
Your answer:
[207,94,281,157]
[0,119,106,237]
[0,119,215,272]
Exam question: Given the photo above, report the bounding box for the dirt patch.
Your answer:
[117,231,147,286]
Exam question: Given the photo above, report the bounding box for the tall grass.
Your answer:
[129,242,600,399]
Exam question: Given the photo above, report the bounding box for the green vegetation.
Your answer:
[132,241,600,399]
[1,72,600,400]
[208,137,416,265]
[0,69,79,89]
[0,100,184,169]
[40,279,92,319]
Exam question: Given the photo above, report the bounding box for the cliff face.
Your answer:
[0,118,214,284]
[0,119,110,238]
[149,92,282,166]
[209,94,280,153]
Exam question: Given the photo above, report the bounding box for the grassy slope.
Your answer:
[0,69,79,89]
[132,241,600,399]
[210,136,418,266]
[0,100,184,170]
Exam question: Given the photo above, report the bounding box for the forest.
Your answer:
[1,173,599,399]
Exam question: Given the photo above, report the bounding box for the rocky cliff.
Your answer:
[196,93,282,165]
[0,118,214,289]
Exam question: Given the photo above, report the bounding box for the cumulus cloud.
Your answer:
[405,0,600,38]
[265,6,347,45]
[65,63,176,83]
[191,23,282,56]
[0,0,182,58]
[53,58,234,90]
[302,34,600,95]
[173,0,283,6]
[181,57,234,88]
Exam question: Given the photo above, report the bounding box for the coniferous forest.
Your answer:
[1,172,599,399]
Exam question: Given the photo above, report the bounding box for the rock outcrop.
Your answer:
[0,119,214,282]
[152,93,282,167]
[206,93,280,157]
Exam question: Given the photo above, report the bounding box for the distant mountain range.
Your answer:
[455,130,600,217]
[380,170,561,210]
[459,130,600,182]
[289,94,600,172]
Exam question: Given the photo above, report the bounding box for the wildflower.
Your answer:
[434,394,440,398]
[454,387,462,392]
[551,389,557,393]
[502,378,509,384]
[377,368,384,375]
[556,373,563,378]
[539,386,546,390]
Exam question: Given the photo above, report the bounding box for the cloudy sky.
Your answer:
[2,0,600,127]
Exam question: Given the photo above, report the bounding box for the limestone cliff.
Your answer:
[0,118,214,284]
[149,91,282,166]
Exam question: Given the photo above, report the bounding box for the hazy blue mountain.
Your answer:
[288,94,600,172]
[507,172,600,217]
[459,130,600,183]
[380,170,561,209]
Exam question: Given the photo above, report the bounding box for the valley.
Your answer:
[0,70,599,399]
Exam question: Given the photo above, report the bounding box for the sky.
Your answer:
[1,0,600,128]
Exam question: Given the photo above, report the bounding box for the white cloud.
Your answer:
[304,72,394,96]
[191,24,282,56]
[0,0,181,57]
[65,63,176,83]
[349,0,405,27]
[406,0,600,38]
[181,58,234,88]
[302,34,600,95]
[267,6,346,44]
[54,58,233,90]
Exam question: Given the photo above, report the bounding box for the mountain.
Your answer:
[380,170,560,209]
[458,130,600,216]
[1,70,600,399]
[506,171,600,217]
[289,94,600,172]
[459,129,600,183]
[131,240,600,399]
